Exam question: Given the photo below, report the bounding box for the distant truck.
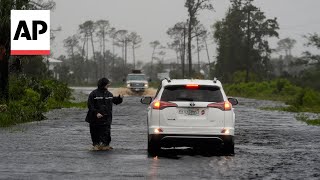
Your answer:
[125,70,149,93]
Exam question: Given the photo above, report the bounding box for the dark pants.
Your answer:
[90,124,111,146]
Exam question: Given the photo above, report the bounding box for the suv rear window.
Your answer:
[161,85,223,102]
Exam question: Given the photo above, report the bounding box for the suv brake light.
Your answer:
[207,101,232,111]
[152,100,177,110]
[186,84,199,89]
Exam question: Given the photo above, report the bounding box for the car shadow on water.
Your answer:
[148,148,234,159]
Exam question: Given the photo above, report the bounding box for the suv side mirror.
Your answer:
[123,78,126,82]
[148,78,152,82]
[228,98,238,106]
[141,96,152,104]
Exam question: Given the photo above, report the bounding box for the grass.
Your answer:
[224,79,320,113]
[295,113,320,126]
[0,113,12,127]
[46,100,87,110]
[0,101,86,127]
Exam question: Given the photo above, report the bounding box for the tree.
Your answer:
[185,0,213,78]
[201,31,212,76]
[168,40,181,64]
[305,33,320,49]
[303,33,320,66]
[128,32,142,69]
[149,40,161,78]
[194,23,207,72]
[277,37,297,56]
[114,30,130,67]
[79,21,96,61]
[109,27,117,69]
[79,20,98,79]
[291,33,320,90]
[0,0,55,102]
[63,35,80,66]
[167,22,188,78]
[96,20,110,76]
[213,0,279,82]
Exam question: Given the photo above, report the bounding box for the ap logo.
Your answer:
[11,10,50,55]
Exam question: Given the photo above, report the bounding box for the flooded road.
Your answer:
[0,88,319,179]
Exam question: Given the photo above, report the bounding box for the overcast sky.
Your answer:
[51,0,320,63]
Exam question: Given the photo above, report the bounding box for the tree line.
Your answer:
[60,19,144,84]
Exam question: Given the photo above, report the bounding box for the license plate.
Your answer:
[178,109,200,116]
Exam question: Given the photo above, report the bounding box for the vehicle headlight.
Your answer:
[144,84,148,88]
[127,83,130,87]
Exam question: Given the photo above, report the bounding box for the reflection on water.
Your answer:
[148,156,159,179]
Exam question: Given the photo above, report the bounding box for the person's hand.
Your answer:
[113,95,123,105]
[97,113,103,119]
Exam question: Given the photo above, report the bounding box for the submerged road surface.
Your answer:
[0,89,319,179]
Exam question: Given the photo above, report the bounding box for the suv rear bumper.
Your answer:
[149,134,234,148]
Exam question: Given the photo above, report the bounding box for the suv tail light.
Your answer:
[152,100,177,110]
[207,101,232,111]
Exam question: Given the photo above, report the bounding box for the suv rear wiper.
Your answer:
[176,97,194,101]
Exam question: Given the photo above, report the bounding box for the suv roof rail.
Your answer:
[213,77,218,83]
[162,78,171,83]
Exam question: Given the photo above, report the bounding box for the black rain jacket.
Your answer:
[85,80,122,125]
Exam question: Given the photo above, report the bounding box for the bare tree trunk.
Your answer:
[196,35,200,73]
[122,42,125,67]
[0,45,9,103]
[182,26,186,78]
[204,38,211,78]
[176,51,180,64]
[86,36,89,61]
[71,45,75,70]
[132,45,136,69]
[90,33,98,79]
[151,48,156,79]
[103,30,106,77]
[82,39,86,59]
[245,10,251,83]
[188,18,193,78]
[125,40,127,67]
[91,34,96,60]
[112,38,115,69]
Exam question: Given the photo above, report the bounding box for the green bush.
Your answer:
[0,75,76,127]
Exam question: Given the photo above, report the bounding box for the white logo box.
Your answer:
[11,10,50,55]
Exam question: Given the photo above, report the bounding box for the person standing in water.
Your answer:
[85,78,123,150]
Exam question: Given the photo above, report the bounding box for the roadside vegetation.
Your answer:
[224,78,320,113]
[0,59,86,127]
[1,0,319,126]
[295,113,320,126]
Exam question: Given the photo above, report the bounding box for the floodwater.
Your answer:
[0,88,319,179]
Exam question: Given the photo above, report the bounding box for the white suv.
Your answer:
[141,79,238,155]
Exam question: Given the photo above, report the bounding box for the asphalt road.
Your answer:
[0,88,319,179]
